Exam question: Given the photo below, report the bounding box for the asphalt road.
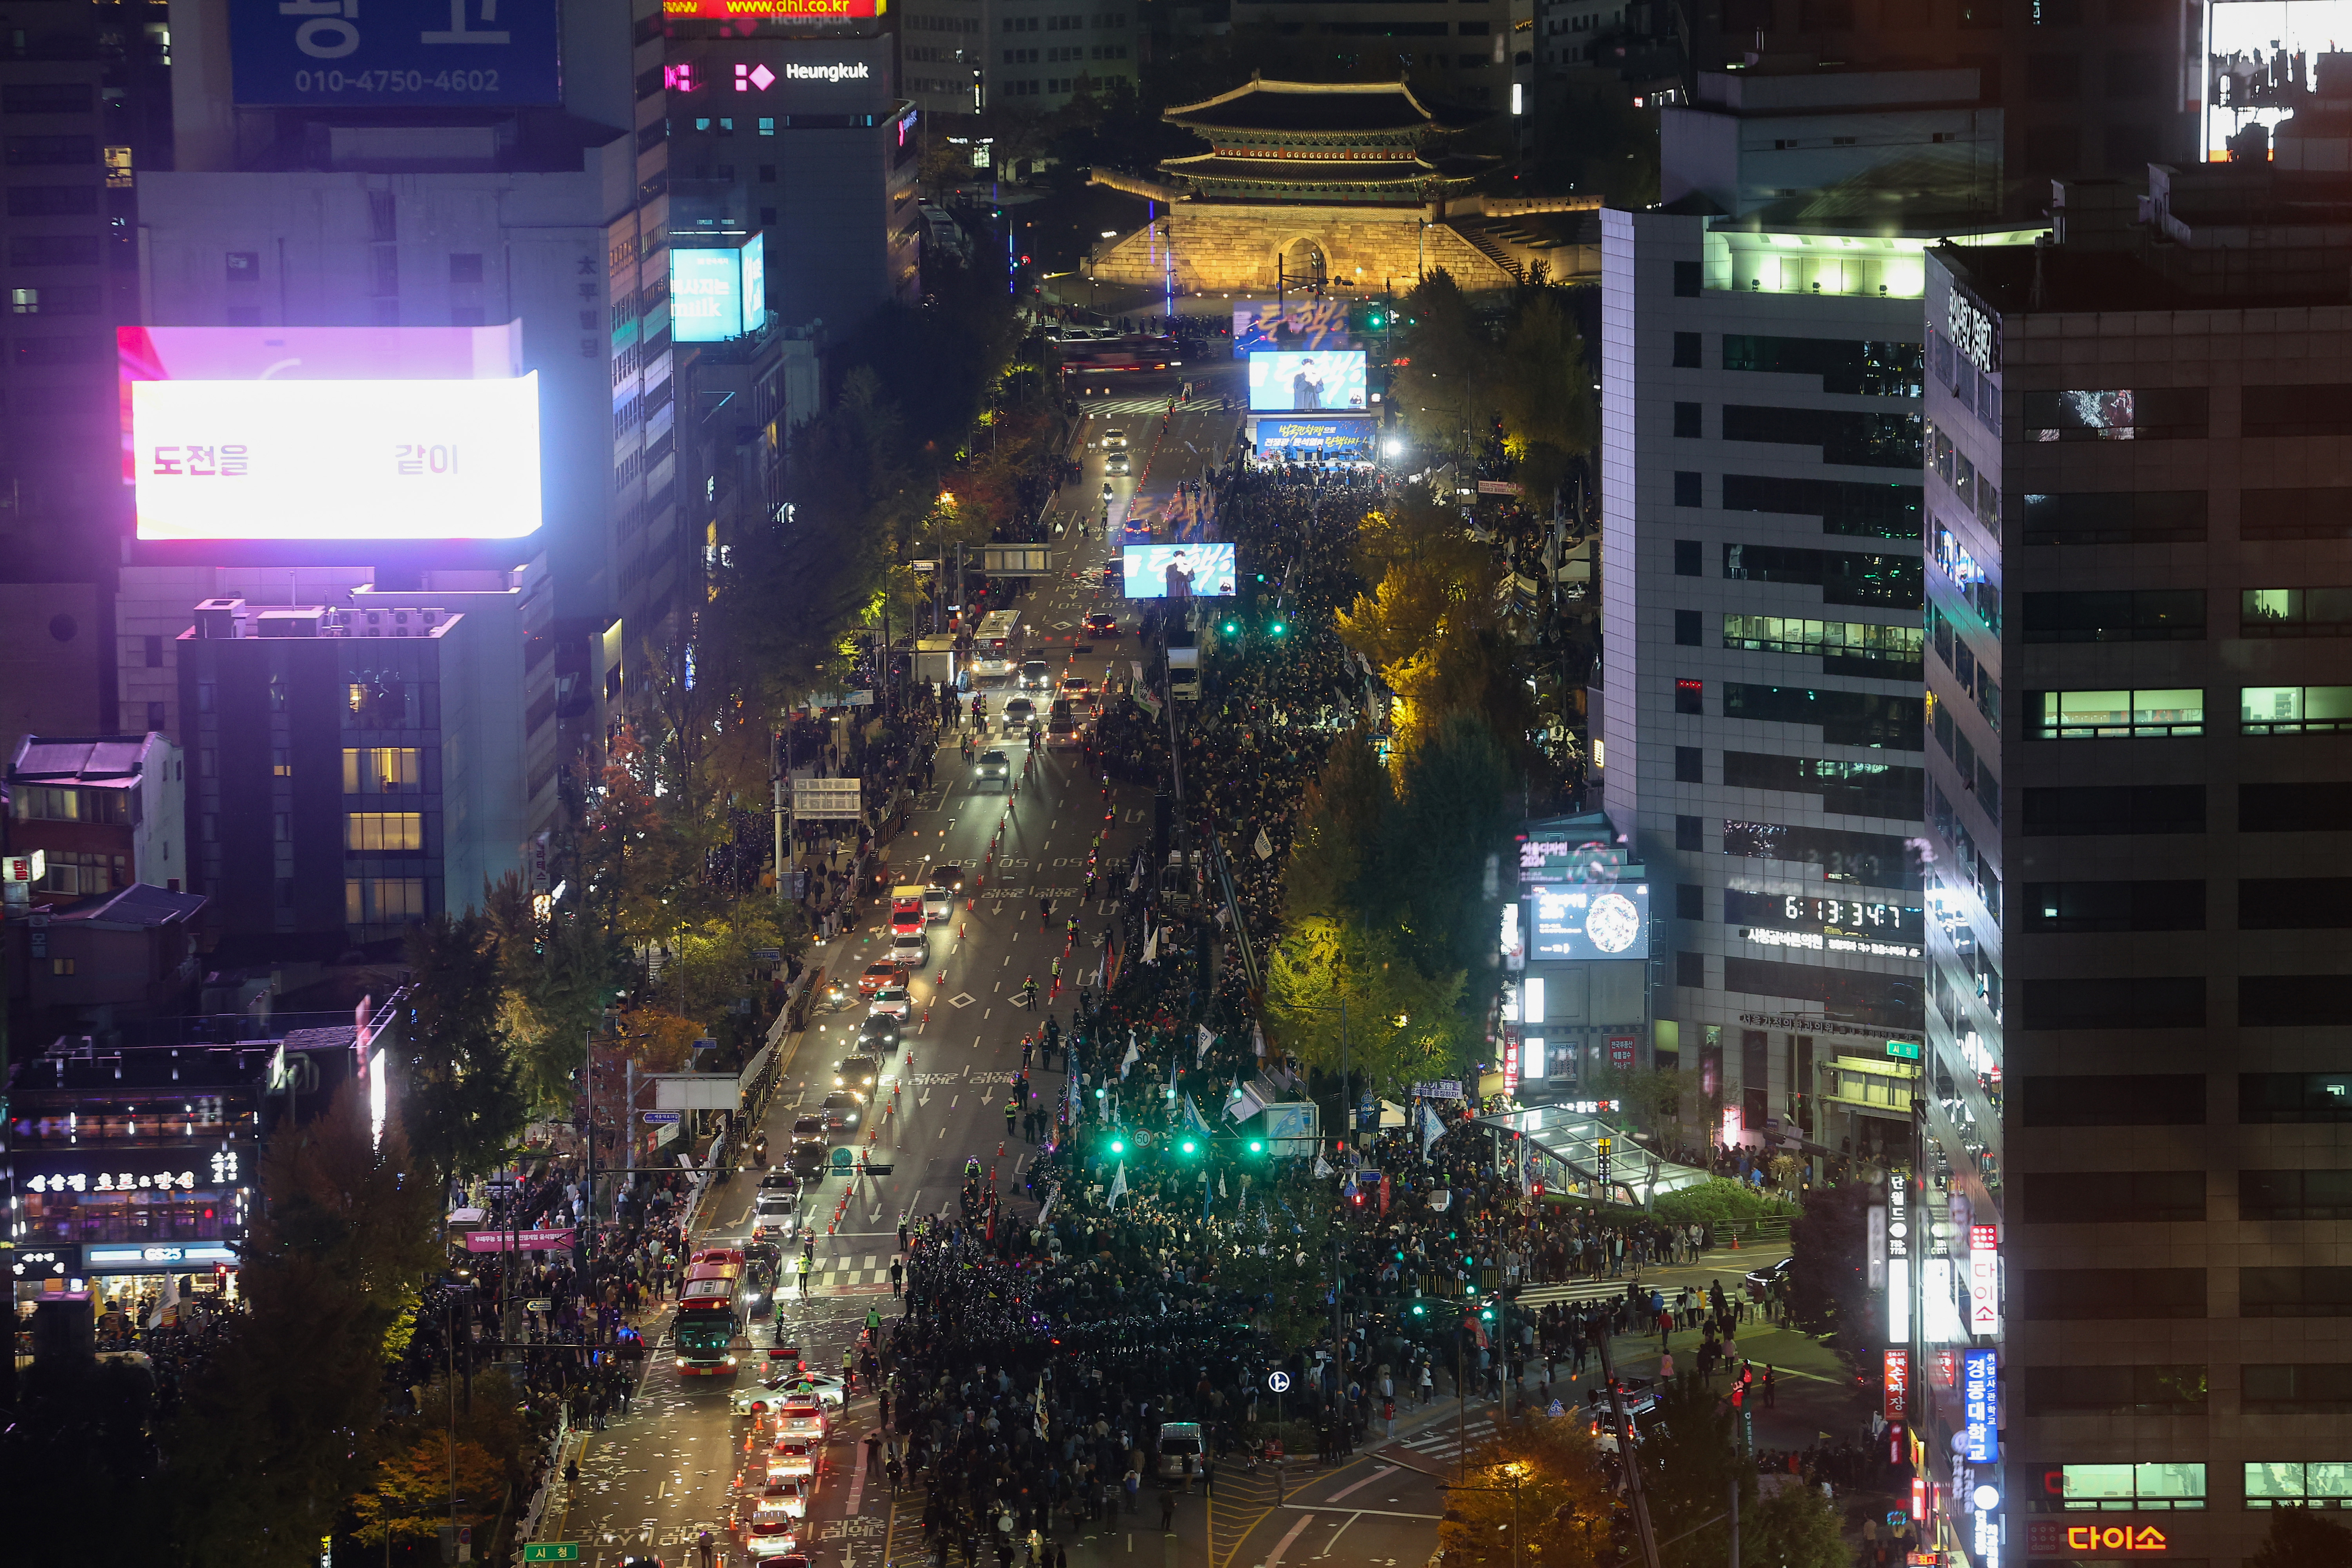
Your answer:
[529,386,1236,1568]
[526,379,1837,1568]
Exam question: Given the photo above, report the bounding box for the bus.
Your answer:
[971,610,1023,684]
[674,1258,745,1377]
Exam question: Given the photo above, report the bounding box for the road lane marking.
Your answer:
[1262,1511,1317,1568]
[1280,1506,1441,1521]
[1319,1467,1395,1503]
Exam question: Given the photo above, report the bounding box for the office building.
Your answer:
[659,30,920,332]
[175,596,513,958]
[116,564,560,852]
[898,0,1141,120]
[1228,0,1517,111]
[1923,142,2352,1564]
[1596,67,2039,1157]
[1678,0,2195,215]
[7,731,185,901]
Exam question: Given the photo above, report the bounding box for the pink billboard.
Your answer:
[118,323,537,542]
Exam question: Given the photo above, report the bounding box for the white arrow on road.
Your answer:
[919,1085,933,1106]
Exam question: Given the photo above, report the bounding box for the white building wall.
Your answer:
[1601,205,1929,1150]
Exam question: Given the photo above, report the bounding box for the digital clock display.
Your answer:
[1725,890,1924,955]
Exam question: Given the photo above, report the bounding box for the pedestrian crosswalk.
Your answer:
[1512,1277,1645,1308]
[1078,396,1178,414]
[769,1255,904,1295]
[1390,1416,1497,1463]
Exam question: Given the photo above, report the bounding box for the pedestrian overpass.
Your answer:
[1473,1104,1716,1211]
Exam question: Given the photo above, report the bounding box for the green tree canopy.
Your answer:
[158,1083,439,1567]
[399,910,529,1183]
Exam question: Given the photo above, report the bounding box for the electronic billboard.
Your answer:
[1247,350,1367,413]
[1255,416,1375,459]
[118,324,541,544]
[1528,882,1650,961]
[130,375,542,541]
[672,248,746,342]
[741,232,767,334]
[1121,543,1237,600]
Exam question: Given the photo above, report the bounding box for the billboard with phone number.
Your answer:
[228,0,562,106]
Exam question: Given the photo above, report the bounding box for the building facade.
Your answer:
[7,731,185,901]
[1598,203,1936,1153]
[897,0,1142,120]
[1677,0,2197,216]
[174,597,513,958]
[1925,156,2352,1565]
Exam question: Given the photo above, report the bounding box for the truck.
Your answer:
[890,885,927,936]
[913,636,960,690]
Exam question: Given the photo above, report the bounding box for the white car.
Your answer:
[732,1379,792,1417]
[771,1437,818,1477]
[741,1494,801,1558]
[889,929,928,969]
[774,1372,847,1409]
[868,985,913,1021]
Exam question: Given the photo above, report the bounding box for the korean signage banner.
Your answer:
[2024,1521,2172,1557]
[1962,1348,1997,1462]
[85,1241,242,1271]
[1968,1223,2000,1332]
[1883,1348,1909,1422]
[463,1228,575,1252]
[228,0,562,107]
[129,374,542,541]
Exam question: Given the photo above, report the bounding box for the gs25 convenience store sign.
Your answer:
[2024,1520,2174,1555]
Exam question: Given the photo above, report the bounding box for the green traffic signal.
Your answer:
[1181,1139,1198,1155]
[1269,620,1287,636]
[1221,620,1240,636]
[1410,1302,1426,1316]
[1248,1139,1264,1154]
[1109,1138,1125,1154]
[1479,1306,1496,1322]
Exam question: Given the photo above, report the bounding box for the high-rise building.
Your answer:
[1925,141,2352,1564]
[1597,67,2039,1155]
[1228,0,1518,111]
[897,0,1141,121]
[1676,0,2196,215]
[0,0,173,730]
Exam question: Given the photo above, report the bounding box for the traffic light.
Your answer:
[1410,1301,1426,1316]
[1108,1137,1126,1155]
[1180,1138,1199,1155]
[1247,1138,1265,1155]
[1479,1304,1496,1323]
[1221,618,1240,636]
[1367,308,1387,329]
[1269,618,1288,636]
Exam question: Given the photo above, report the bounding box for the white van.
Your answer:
[1155,1421,1205,1482]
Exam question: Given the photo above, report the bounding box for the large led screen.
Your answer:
[1247,350,1367,413]
[131,375,542,540]
[1528,882,1650,961]
[1121,543,1237,600]
[1255,416,1375,458]
[2204,1,2352,159]
[228,0,562,107]
[671,248,746,342]
[741,232,767,333]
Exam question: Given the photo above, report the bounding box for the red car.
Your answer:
[857,959,908,995]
